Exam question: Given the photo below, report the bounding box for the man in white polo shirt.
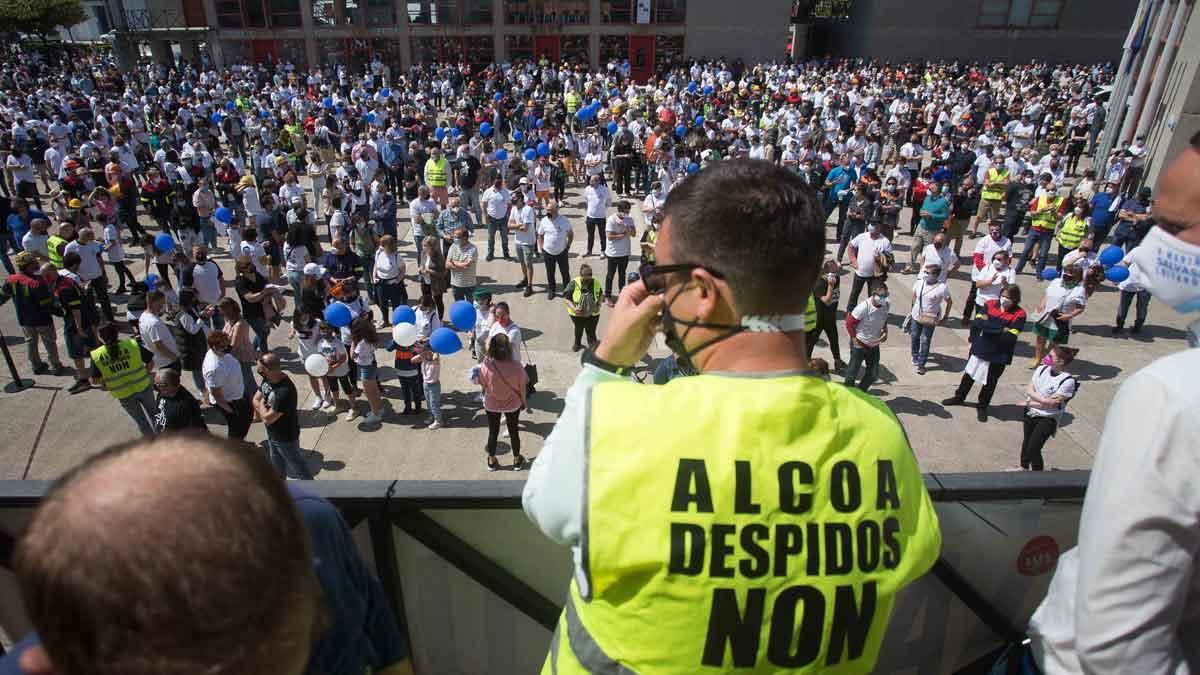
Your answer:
[536,202,573,300]
[583,174,611,257]
[481,175,511,261]
[512,195,539,298]
[963,220,1013,326]
[919,230,959,284]
[181,244,225,328]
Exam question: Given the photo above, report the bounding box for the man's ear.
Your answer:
[18,645,55,675]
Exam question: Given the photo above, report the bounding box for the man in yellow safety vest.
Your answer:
[90,321,157,437]
[423,145,449,208]
[973,151,1009,236]
[1015,176,1066,278]
[524,159,941,674]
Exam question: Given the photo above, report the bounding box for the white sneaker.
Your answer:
[346,409,361,422]
[428,421,441,430]
[364,412,382,425]
[310,398,325,411]
[322,399,337,411]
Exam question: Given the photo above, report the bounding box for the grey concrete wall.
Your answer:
[823,0,1137,63]
[684,0,793,63]
[1143,6,1200,187]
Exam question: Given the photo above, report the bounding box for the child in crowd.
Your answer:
[291,310,327,410]
[349,314,384,425]
[384,331,423,416]
[411,339,443,429]
[414,293,443,339]
[317,320,356,415]
[472,288,495,361]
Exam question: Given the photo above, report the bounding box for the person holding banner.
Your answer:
[523,159,940,673]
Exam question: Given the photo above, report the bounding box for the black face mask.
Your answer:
[659,284,745,374]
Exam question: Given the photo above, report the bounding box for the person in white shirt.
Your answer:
[140,291,180,370]
[512,195,539,297]
[202,330,252,440]
[102,220,136,294]
[908,262,952,375]
[973,249,1015,311]
[583,175,611,257]
[845,223,892,309]
[1111,246,1150,334]
[64,227,111,320]
[487,300,524,366]
[603,200,636,304]
[963,221,1013,325]
[844,280,889,391]
[919,231,959,284]
[536,201,573,299]
[1031,265,1087,368]
[1019,344,1079,471]
[20,217,50,262]
[480,176,511,261]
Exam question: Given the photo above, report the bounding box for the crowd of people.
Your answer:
[0,41,1169,474]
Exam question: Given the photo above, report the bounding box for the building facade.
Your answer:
[199,0,791,75]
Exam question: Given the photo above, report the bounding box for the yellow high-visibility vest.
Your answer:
[542,374,942,674]
[424,157,448,187]
[981,167,1009,202]
[90,339,152,400]
[47,235,67,269]
[565,91,581,113]
[567,277,601,317]
[1031,195,1063,231]
[1057,214,1087,250]
[805,294,818,332]
[642,227,659,265]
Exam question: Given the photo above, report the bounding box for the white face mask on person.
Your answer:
[1127,226,1200,314]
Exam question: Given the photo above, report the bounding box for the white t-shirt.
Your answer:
[910,279,950,320]
[284,243,309,275]
[318,337,350,377]
[139,312,179,369]
[972,235,1013,280]
[514,205,538,246]
[849,233,892,278]
[352,339,376,366]
[481,187,511,219]
[189,261,223,306]
[1041,279,1088,321]
[239,240,269,278]
[21,232,48,258]
[202,350,244,401]
[585,185,611,219]
[976,264,1015,305]
[488,320,524,363]
[538,215,573,256]
[920,243,956,283]
[605,213,634,258]
[850,298,889,346]
[102,224,125,263]
[64,240,104,281]
[1027,365,1078,419]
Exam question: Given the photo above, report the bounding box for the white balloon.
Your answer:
[304,353,330,377]
[392,322,419,347]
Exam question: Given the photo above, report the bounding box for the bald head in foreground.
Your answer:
[14,434,317,675]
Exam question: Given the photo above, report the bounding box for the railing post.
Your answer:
[0,329,33,393]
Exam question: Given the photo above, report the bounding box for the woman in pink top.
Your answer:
[478,333,527,472]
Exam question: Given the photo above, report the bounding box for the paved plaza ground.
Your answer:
[0,176,1191,482]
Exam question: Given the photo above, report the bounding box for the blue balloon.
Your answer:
[536,142,550,157]
[703,85,714,95]
[145,274,159,290]
[449,300,476,331]
[210,112,222,124]
[513,130,523,141]
[536,118,544,128]
[225,101,236,111]
[430,327,462,355]
[494,92,503,101]
[451,127,461,138]
[335,105,344,115]
[365,112,376,123]
[1105,266,1130,283]
[323,97,333,108]
[687,162,700,174]
[391,305,416,326]
[496,149,508,161]
[575,108,590,122]
[380,87,390,98]
[676,124,687,138]
[607,121,618,134]
[324,302,352,329]
[259,109,270,119]
[524,148,536,161]
[480,122,493,137]
[435,127,446,141]
[214,206,234,224]
[154,233,175,253]
[695,115,705,126]
[1099,245,1124,267]
[1041,268,1060,281]
[611,88,619,98]
[687,81,698,93]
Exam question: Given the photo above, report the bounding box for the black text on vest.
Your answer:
[667,458,903,668]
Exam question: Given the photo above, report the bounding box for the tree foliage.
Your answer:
[0,0,88,37]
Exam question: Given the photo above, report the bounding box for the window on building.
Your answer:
[88,3,112,33]
[600,34,628,64]
[216,0,242,27]
[371,38,404,70]
[506,34,533,61]
[978,0,1064,28]
[271,0,302,27]
[655,0,685,23]
[366,0,394,26]
[562,35,590,66]
[508,0,588,24]
[313,0,359,25]
[602,0,631,23]
[318,38,348,64]
[464,0,492,23]
[464,36,495,66]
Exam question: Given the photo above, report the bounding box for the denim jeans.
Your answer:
[424,381,442,424]
[909,322,936,367]
[487,216,510,257]
[268,438,314,479]
[118,387,158,437]
[199,216,217,249]
[247,316,270,354]
[844,344,880,391]
[1015,228,1053,277]
[1116,289,1151,328]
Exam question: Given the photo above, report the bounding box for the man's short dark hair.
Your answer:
[661,159,825,313]
[62,252,81,270]
[14,434,316,675]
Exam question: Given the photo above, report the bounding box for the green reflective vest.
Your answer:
[804,294,818,332]
[981,168,1009,202]
[565,91,581,113]
[567,277,601,317]
[47,235,67,269]
[1031,195,1063,231]
[425,157,448,187]
[1056,214,1087,251]
[91,339,152,399]
[542,375,942,673]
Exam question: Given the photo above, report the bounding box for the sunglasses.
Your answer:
[639,263,726,295]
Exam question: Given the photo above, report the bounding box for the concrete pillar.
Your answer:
[1136,0,1192,140]
[179,39,201,64]
[299,0,317,68]
[149,38,172,64]
[200,0,224,67]
[1120,0,1176,148]
[790,23,809,60]
[111,36,138,72]
[493,0,505,63]
[1097,0,1154,164]
[395,0,411,70]
[589,0,601,70]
